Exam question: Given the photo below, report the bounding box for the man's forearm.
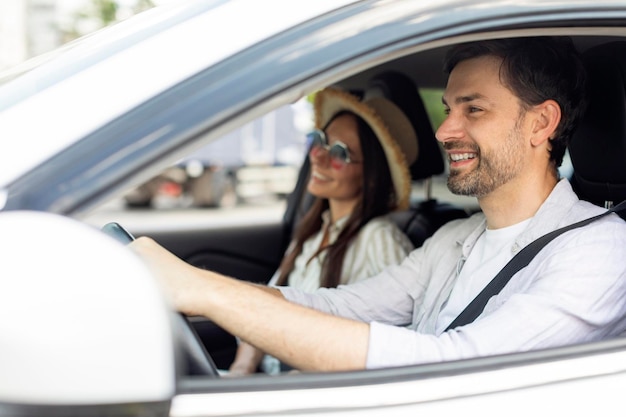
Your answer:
[247,282,284,297]
[189,269,369,371]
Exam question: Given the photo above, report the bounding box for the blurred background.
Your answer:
[0,1,469,219]
[1,0,315,214]
[0,0,170,71]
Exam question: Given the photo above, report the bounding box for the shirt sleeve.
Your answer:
[279,246,428,325]
[278,215,465,325]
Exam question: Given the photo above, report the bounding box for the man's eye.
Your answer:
[468,106,482,113]
[443,108,451,115]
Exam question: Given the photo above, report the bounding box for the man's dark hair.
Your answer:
[443,37,587,168]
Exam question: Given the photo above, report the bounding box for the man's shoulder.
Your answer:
[567,198,611,220]
[562,198,626,230]
[547,199,626,249]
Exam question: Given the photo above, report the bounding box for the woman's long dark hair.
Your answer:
[274,111,397,288]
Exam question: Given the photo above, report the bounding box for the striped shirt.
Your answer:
[269,211,414,293]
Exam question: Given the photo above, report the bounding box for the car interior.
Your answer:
[569,40,626,214]
[90,33,626,379]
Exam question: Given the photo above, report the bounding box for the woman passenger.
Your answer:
[228,87,418,375]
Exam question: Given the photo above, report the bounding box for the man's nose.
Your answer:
[435,111,462,144]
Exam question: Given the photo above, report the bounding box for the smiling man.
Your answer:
[131,36,626,371]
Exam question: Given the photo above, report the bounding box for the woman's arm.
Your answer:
[228,341,265,375]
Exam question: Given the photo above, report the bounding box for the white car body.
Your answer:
[1,0,626,416]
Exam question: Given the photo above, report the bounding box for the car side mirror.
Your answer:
[0,211,176,416]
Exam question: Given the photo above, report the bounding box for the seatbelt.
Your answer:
[445,199,626,332]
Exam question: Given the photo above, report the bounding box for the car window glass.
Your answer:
[86,99,312,227]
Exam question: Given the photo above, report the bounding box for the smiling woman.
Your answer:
[227,87,416,375]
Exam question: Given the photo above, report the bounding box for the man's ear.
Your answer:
[530,99,561,147]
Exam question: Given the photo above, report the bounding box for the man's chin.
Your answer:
[447,177,476,197]
[448,188,477,197]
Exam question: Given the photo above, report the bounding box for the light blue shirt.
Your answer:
[280,179,626,368]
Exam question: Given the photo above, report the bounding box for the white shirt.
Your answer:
[280,179,626,368]
[436,218,531,333]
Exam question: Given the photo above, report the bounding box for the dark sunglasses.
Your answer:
[307,129,359,169]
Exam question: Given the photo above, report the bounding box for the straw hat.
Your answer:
[314,88,418,210]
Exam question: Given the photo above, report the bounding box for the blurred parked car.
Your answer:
[123,161,236,208]
[1,0,626,416]
[124,104,306,208]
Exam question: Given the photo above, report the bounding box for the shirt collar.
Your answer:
[514,178,580,249]
[321,210,351,236]
[458,178,580,256]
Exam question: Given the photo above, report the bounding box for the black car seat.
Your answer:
[569,41,626,216]
[367,71,469,248]
[282,71,468,251]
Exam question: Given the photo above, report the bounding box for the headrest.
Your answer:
[569,41,626,208]
[366,71,445,181]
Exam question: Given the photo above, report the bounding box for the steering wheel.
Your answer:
[101,222,220,377]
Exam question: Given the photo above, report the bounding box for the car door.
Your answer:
[5,2,626,415]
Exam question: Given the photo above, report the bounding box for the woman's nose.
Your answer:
[309,146,329,165]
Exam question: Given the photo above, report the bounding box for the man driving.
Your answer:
[131,36,626,371]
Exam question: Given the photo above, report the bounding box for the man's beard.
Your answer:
[446,123,525,198]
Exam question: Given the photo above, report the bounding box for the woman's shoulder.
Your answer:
[338,214,413,284]
[362,214,400,228]
[357,214,414,248]
[358,214,402,235]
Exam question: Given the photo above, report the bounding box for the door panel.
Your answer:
[148,222,286,284]
[141,219,288,370]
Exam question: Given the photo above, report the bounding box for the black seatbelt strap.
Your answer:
[445,199,626,332]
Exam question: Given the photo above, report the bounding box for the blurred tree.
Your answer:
[60,0,156,43]
[132,0,156,14]
[420,88,446,130]
[91,0,119,26]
